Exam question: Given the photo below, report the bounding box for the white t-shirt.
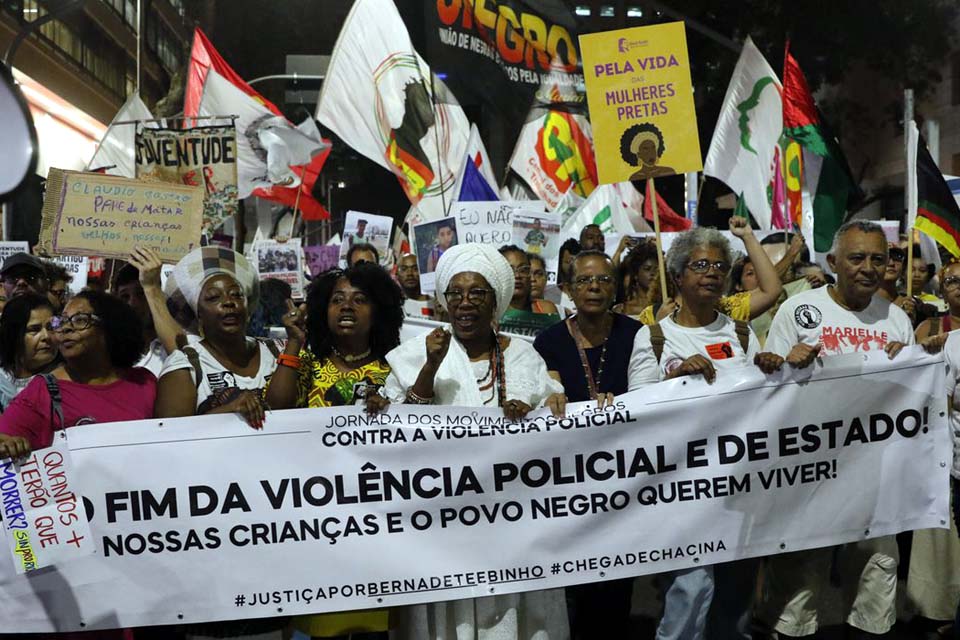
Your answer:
[159,338,280,411]
[942,332,960,479]
[764,286,915,358]
[628,313,760,389]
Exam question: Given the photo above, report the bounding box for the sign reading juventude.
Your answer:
[579,22,702,184]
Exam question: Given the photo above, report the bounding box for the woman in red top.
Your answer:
[0,291,155,457]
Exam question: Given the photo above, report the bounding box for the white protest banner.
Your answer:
[254,240,305,299]
[0,348,947,632]
[0,242,28,263]
[451,200,546,247]
[1,439,94,574]
[50,255,88,294]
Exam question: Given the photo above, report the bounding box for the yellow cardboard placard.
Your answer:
[41,169,204,263]
[580,22,702,185]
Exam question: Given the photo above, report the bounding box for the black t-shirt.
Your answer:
[534,313,643,403]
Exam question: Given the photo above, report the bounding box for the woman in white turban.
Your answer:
[383,244,569,640]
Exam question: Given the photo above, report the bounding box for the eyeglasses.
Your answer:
[944,276,960,290]
[444,288,494,306]
[46,313,101,333]
[686,260,731,275]
[888,250,906,263]
[511,265,531,276]
[573,274,615,288]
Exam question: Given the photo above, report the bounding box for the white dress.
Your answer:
[385,333,569,640]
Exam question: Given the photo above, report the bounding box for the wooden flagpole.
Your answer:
[648,178,669,304]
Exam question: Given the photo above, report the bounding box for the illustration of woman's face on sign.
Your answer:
[635,136,660,166]
[620,122,674,180]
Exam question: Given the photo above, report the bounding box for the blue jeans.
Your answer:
[657,566,715,640]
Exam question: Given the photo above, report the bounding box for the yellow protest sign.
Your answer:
[580,22,702,185]
[40,169,204,263]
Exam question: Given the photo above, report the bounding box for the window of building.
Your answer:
[626,6,643,17]
[952,153,960,177]
[600,5,615,17]
[574,5,591,16]
[22,0,40,21]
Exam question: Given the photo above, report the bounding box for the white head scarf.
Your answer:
[169,246,260,312]
[434,243,515,321]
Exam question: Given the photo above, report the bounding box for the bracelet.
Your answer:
[277,353,301,369]
[405,387,434,405]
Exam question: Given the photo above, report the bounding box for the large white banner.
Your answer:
[0,349,949,632]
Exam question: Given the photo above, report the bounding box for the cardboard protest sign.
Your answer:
[339,211,392,267]
[135,125,239,231]
[580,22,702,185]
[39,170,204,263]
[255,240,304,299]
[1,441,94,574]
[411,216,459,293]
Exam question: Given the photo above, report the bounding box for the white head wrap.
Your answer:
[434,243,515,321]
[169,246,260,312]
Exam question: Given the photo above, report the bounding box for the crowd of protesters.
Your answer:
[0,215,956,640]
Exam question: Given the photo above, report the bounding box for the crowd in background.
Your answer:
[0,215,956,640]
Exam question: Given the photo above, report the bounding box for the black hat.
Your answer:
[0,252,45,276]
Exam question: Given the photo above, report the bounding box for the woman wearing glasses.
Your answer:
[627,227,761,640]
[0,291,155,458]
[382,243,568,640]
[533,249,643,638]
[917,260,960,340]
[497,245,559,336]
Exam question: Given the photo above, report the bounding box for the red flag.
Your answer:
[184,28,330,220]
[643,181,692,232]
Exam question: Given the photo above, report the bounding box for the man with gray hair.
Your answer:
[756,219,914,638]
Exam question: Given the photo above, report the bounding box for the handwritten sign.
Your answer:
[450,201,546,247]
[40,169,203,263]
[1,441,94,574]
[580,22,702,184]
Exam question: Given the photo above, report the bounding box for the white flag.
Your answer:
[560,184,635,242]
[704,37,782,229]
[508,109,598,210]
[86,95,155,178]
[317,0,469,222]
[197,71,325,198]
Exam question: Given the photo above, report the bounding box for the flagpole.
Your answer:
[905,89,914,299]
[648,178,669,304]
[290,185,303,240]
[135,0,141,94]
[428,72,447,215]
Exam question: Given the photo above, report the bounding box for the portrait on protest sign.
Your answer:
[580,22,702,185]
[135,125,239,231]
[303,245,341,277]
[512,211,561,259]
[339,211,393,266]
[255,240,304,298]
[411,216,459,293]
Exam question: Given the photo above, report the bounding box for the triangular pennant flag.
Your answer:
[87,95,155,178]
[457,159,499,202]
